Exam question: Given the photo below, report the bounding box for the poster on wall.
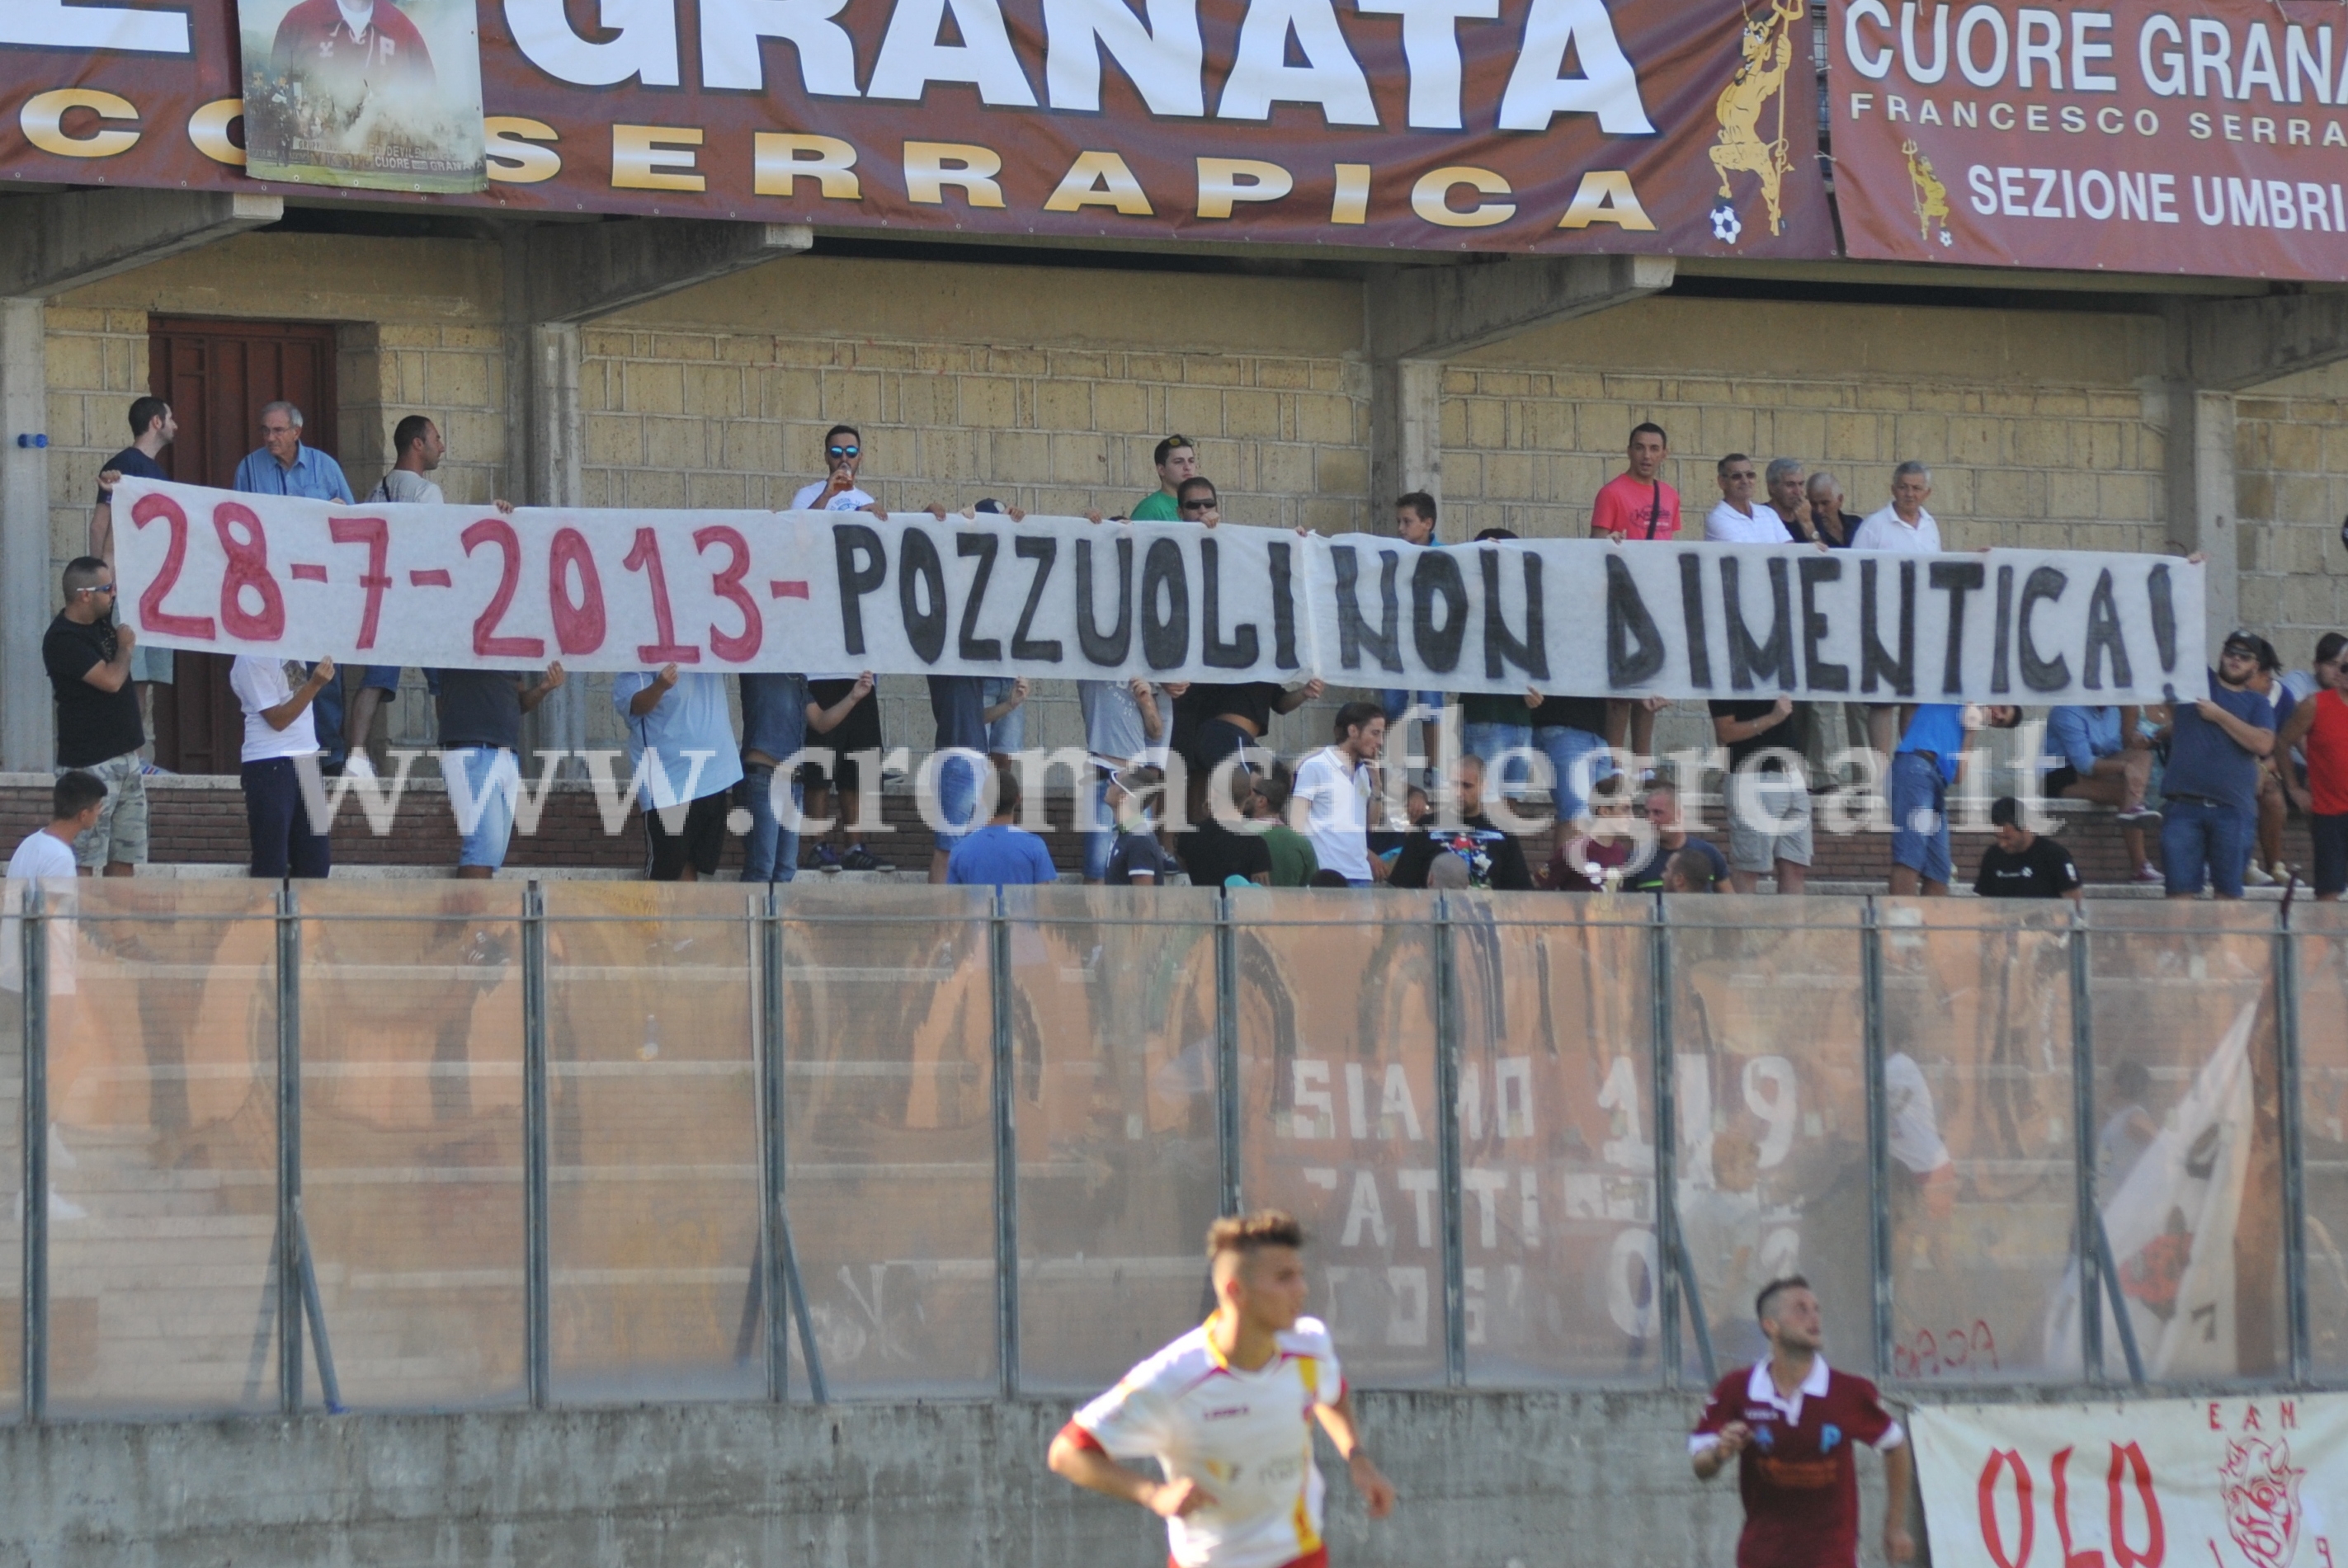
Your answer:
[1915,1394,2346,1568]
[1824,0,2348,280]
[1,0,1827,254]
[233,0,484,191]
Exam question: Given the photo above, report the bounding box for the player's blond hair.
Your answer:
[1206,1210,1305,1260]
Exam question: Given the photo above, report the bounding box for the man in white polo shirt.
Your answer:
[1851,461,1945,757]
[1291,701,1387,887]
[1048,1210,1395,1568]
[1705,454,1792,544]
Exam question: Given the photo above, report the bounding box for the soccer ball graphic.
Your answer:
[1710,202,1743,245]
[1938,228,1954,247]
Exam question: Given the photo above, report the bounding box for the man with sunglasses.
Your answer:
[1132,436,1200,521]
[791,425,878,512]
[2158,630,2278,900]
[1176,475,1220,525]
[42,558,147,877]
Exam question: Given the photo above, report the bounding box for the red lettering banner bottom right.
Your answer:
[1915,1395,2345,1568]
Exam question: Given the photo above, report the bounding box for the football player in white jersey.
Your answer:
[1048,1211,1396,1568]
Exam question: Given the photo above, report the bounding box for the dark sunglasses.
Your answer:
[827,444,859,458]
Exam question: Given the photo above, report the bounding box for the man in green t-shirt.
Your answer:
[1247,760,1320,887]
[1129,435,1198,520]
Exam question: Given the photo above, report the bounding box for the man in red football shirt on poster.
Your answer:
[271,0,436,99]
[1690,1277,1916,1567]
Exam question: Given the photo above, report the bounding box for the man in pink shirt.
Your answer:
[1591,421,1678,769]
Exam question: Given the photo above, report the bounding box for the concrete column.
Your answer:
[1369,357,1443,521]
[1,298,54,772]
[2164,381,2238,662]
[516,321,588,771]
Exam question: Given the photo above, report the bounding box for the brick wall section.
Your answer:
[2233,363,2348,668]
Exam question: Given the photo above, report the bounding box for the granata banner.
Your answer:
[111,478,2203,704]
[1827,0,2348,280]
[0,0,1831,253]
[1914,1394,2345,1568]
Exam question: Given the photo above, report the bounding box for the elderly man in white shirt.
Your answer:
[1851,461,1942,552]
[1704,453,1793,544]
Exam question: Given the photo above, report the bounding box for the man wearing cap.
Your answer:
[1131,436,1198,521]
[2158,632,2277,900]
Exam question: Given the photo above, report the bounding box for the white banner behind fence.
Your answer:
[1915,1395,2345,1568]
[111,480,2205,703]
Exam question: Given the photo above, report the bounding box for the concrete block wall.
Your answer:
[40,304,149,567]
[2232,363,2348,666]
[1437,294,2172,555]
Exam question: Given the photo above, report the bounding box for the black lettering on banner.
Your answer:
[2147,563,2178,676]
[1928,560,1986,695]
[1412,551,1468,675]
[1860,558,1917,697]
[1721,555,1794,691]
[955,532,1003,662]
[1011,536,1063,662]
[1140,537,1190,671]
[1269,542,1299,670]
[1076,535,1134,666]
[1200,538,1260,670]
[832,523,887,656]
[899,526,948,665]
[1483,549,1549,681]
[1332,545,1403,673]
[2080,568,2132,691]
[1798,556,1851,692]
[1677,553,1714,689]
[1605,553,1665,686]
[1992,563,2016,695]
[2016,567,2071,692]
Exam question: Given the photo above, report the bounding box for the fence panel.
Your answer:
[299,883,526,1409]
[2291,902,2348,1377]
[44,883,279,1416]
[1875,900,2082,1383]
[780,884,997,1398]
[1005,887,1223,1394]
[1666,896,1874,1377]
[542,883,762,1403]
[2081,902,2285,1383]
[1449,893,1662,1387]
[1231,888,1446,1388]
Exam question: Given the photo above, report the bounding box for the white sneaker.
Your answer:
[2270,861,2293,885]
[344,753,378,780]
[2245,861,2276,887]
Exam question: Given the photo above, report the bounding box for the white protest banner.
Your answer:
[1914,1393,2345,1568]
[112,478,2204,704]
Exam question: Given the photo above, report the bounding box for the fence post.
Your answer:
[20,883,46,1422]
[1433,894,1466,1387]
[1860,898,1893,1378]
[1648,897,1682,1390]
[521,881,551,1409]
[761,884,790,1402]
[2067,902,2105,1382]
[990,885,1018,1399]
[2277,902,2310,1385]
[276,883,304,1414]
[1214,888,1242,1217]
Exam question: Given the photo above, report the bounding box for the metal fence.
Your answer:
[3,879,2345,1420]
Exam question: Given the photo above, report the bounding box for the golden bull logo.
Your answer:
[1709,0,1803,243]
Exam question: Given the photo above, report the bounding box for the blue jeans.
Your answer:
[1380,689,1445,725]
[739,762,800,883]
[440,745,520,869]
[242,757,331,879]
[1461,720,1535,797]
[932,747,988,853]
[1888,751,1952,885]
[1533,725,1614,824]
[1082,769,1115,881]
[2162,798,2250,897]
[982,676,1024,754]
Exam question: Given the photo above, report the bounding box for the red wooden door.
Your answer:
[144,319,339,775]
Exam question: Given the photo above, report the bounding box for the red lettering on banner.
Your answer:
[289,563,328,582]
[2243,1406,2262,1431]
[409,569,453,587]
[2282,1402,2298,1430]
[549,526,606,656]
[621,527,700,663]
[213,501,286,641]
[695,525,761,662]
[130,492,217,639]
[1980,1449,2037,1568]
[328,516,393,650]
[2053,1448,2106,1568]
[2210,1405,2223,1432]
[2107,1443,2165,1568]
[463,518,545,659]
[770,579,810,599]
